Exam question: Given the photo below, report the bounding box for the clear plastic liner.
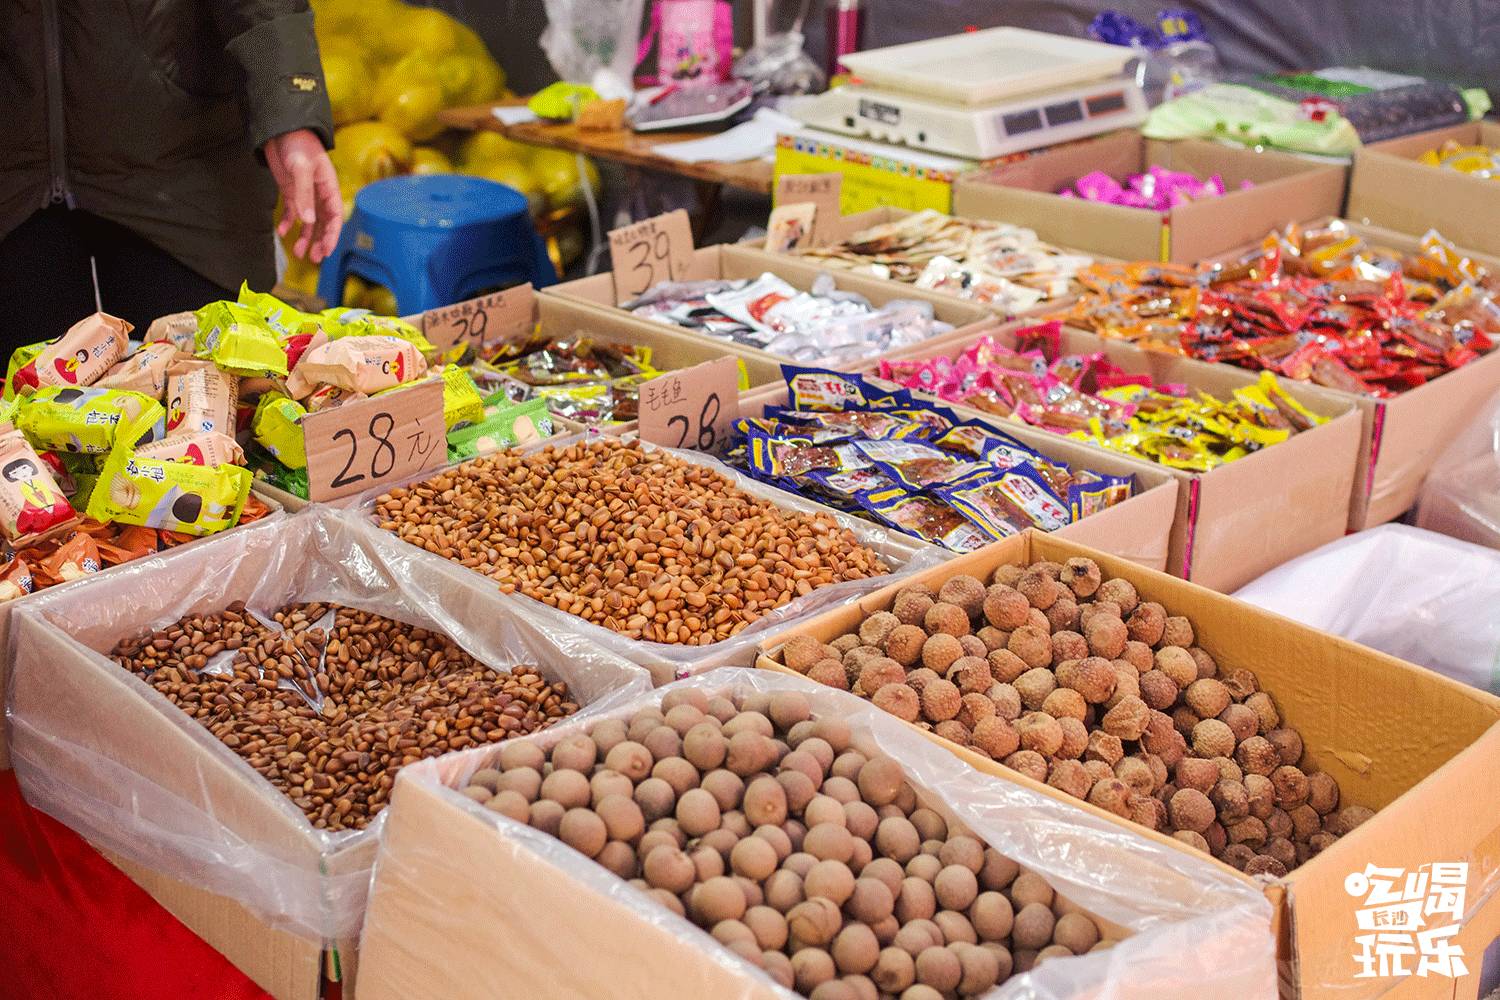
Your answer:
[5,507,652,941]
[357,669,1276,1000]
[1234,523,1500,695]
[349,433,946,683]
[1414,390,1500,551]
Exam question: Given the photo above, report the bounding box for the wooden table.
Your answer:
[440,102,775,195]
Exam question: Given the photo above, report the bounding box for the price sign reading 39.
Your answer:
[608,210,695,304]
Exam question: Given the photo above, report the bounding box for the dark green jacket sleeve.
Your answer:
[213,1,334,153]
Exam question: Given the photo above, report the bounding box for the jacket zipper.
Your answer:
[40,0,71,207]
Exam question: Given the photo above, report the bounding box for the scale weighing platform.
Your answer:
[792,27,1148,160]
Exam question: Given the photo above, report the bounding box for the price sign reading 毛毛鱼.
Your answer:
[608,210,696,305]
[421,284,536,355]
[636,357,741,453]
[303,378,446,502]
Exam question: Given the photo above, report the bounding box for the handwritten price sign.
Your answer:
[607,210,696,305]
[421,285,536,355]
[774,172,843,242]
[303,379,446,501]
[636,357,741,453]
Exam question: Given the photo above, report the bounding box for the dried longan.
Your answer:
[792,946,837,991]
[702,769,746,812]
[560,808,607,858]
[653,756,700,797]
[541,768,591,810]
[933,912,976,945]
[1052,912,1100,954]
[915,946,962,993]
[855,756,904,808]
[1011,902,1056,950]
[805,823,856,864]
[484,790,529,822]
[896,877,938,923]
[676,788,721,837]
[872,947,916,994]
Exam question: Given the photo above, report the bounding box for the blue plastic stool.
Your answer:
[317,174,557,313]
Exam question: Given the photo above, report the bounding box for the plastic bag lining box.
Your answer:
[354,669,1278,1000]
[756,530,1500,1000]
[953,132,1348,265]
[1205,219,1500,531]
[0,491,287,771]
[542,243,1000,371]
[726,380,1181,572]
[844,319,1363,593]
[355,433,943,685]
[1349,121,1500,258]
[5,508,653,1000]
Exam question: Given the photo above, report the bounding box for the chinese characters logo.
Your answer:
[1345,862,1468,979]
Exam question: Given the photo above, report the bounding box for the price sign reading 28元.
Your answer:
[608,210,696,304]
[303,379,447,501]
[636,357,741,453]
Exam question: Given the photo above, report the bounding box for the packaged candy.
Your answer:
[252,392,308,469]
[164,359,238,438]
[322,307,437,359]
[237,283,319,338]
[94,342,180,399]
[855,486,993,553]
[446,396,552,462]
[785,367,885,411]
[10,312,133,396]
[40,532,101,583]
[144,311,199,352]
[291,335,427,394]
[1060,166,1249,210]
[16,385,164,456]
[933,464,1073,536]
[195,300,289,377]
[854,439,989,490]
[436,365,485,430]
[89,445,252,536]
[136,431,246,467]
[0,558,35,602]
[1418,140,1500,179]
[0,428,77,540]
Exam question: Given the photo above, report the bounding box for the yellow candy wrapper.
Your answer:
[195,300,289,378]
[437,366,484,430]
[89,444,251,536]
[16,385,164,456]
[322,307,437,359]
[237,282,320,338]
[252,392,308,468]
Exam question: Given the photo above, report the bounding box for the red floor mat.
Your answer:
[0,769,273,1000]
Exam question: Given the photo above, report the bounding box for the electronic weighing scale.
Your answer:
[791,27,1149,160]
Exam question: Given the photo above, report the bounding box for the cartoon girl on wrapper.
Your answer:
[4,458,68,534]
[54,349,90,385]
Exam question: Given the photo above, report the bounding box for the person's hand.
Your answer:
[265,129,343,263]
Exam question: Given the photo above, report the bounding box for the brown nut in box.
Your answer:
[758,531,1500,1000]
[355,669,1276,1000]
[6,509,652,1000]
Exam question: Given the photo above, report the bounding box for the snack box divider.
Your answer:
[754,528,1500,1000]
[724,380,1180,572]
[1349,120,1500,258]
[540,244,1000,372]
[1204,217,1500,529]
[952,132,1349,265]
[0,491,287,770]
[847,320,1363,593]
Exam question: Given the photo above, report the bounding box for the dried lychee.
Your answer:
[858,612,899,650]
[1120,641,1153,674]
[1015,713,1063,756]
[938,576,987,621]
[925,603,971,638]
[1085,731,1124,766]
[988,683,1021,721]
[1041,688,1086,722]
[1087,777,1132,817]
[1114,757,1154,794]
[1161,616,1194,648]
[986,648,1027,685]
[975,627,1009,652]
[1047,759,1092,799]
[1218,704,1259,744]
[934,720,971,745]
[956,693,995,731]
[1227,816,1268,848]
[1154,647,1197,689]
[1306,772,1339,815]
[1101,696,1150,741]
[1328,805,1373,836]
[1244,692,1280,733]
[1056,717,1088,759]
[1056,657,1116,704]
[958,635,987,659]
[1015,571,1060,610]
[1244,774,1275,819]
[893,590,935,627]
[1105,663,1139,709]
[809,660,849,690]
[785,635,830,673]
[1060,558,1102,598]
[858,658,906,697]
[1191,719,1236,759]
[971,717,1019,759]
[1187,647,1217,679]
[1222,668,1259,700]
[1265,728,1303,766]
[1050,631,1088,664]
[1168,788,1215,833]
[1174,758,1219,794]
[1084,616,1128,660]
[921,634,964,673]
[920,679,962,723]
[1270,766,1309,809]
[1126,603,1166,646]
[883,625,927,667]
[1003,749,1048,784]
[905,667,940,694]
[1045,598,1081,633]
[1007,626,1053,670]
[1236,736,1280,777]
[1013,668,1057,711]
[1183,678,1229,719]
[1244,854,1287,879]
[872,684,920,723]
[982,586,1030,630]
[1138,670,1178,711]
[946,656,992,695]
[1094,578,1138,612]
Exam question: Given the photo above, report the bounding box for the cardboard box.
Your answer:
[1206,220,1500,529]
[848,321,1363,592]
[542,243,998,371]
[1349,121,1500,256]
[954,133,1347,264]
[728,381,1180,572]
[733,204,1101,322]
[356,669,1278,1000]
[0,491,286,771]
[5,509,651,1000]
[756,531,1500,1000]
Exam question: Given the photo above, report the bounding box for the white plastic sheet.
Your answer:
[1414,390,1500,550]
[352,434,945,683]
[358,669,1277,1000]
[6,507,652,940]
[1234,523,1500,694]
